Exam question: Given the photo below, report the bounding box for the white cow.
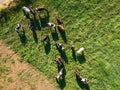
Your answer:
[22,6,30,13]
[81,78,89,84]
[48,22,56,28]
[55,68,63,80]
[77,47,84,54]
[15,24,21,33]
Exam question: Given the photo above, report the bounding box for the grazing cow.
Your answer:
[75,71,89,84]
[81,78,89,84]
[58,55,63,62]
[22,6,30,18]
[77,47,84,54]
[56,17,63,25]
[22,6,30,13]
[48,22,56,33]
[55,68,63,80]
[48,22,56,28]
[15,24,21,33]
[35,7,45,11]
[71,45,75,51]
[41,35,49,42]
[29,6,36,16]
[57,25,64,31]
[56,43,65,50]
[75,71,82,80]
[56,17,64,31]
[55,55,63,66]
[28,18,34,29]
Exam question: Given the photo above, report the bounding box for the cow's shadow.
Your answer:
[51,31,59,41]
[29,18,38,43]
[71,49,77,61]
[33,15,41,30]
[38,9,49,27]
[19,29,27,45]
[44,41,51,54]
[58,28,67,43]
[77,52,86,64]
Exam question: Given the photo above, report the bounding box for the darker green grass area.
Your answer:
[0,0,120,90]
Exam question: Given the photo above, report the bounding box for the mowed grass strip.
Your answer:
[0,0,120,90]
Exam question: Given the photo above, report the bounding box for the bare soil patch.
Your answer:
[0,0,15,10]
[0,40,57,90]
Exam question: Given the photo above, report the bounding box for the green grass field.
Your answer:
[0,0,120,90]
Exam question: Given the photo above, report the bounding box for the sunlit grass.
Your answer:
[0,0,120,90]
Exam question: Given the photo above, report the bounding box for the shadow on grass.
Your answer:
[51,32,59,41]
[61,51,68,64]
[77,52,86,64]
[0,10,10,23]
[31,29,38,43]
[76,77,90,90]
[58,28,67,43]
[29,19,38,43]
[72,50,77,61]
[19,29,27,45]
[44,41,51,54]
[38,9,49,27]
[56,68,66,90]
[33,15,41,30]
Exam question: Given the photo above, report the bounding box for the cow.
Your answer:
[75,71,89,84]
[48,22,56,28]
[28,18,34,29]
[55,68,63,80]
[54,55,63,66]
[22,6,30,13]
[15,24,21,33]
[77,47,84,54]
[29,6,36,16]
[57,25,64,31]
[71,45,75,51]
[47,22,57,33]
[56,17,63,25]
[22,6,31,18]
[35,7,45,12]
[56,43,65,50]
[41,35,49,42]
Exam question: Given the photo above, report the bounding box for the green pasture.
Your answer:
[0,0,120,90]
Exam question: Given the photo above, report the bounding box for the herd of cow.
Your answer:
[15,5,89,89]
